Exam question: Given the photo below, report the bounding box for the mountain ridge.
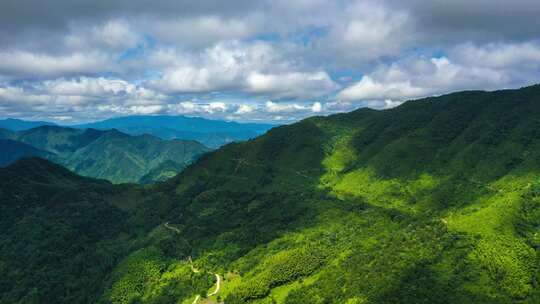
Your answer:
[72,115,276,148]
[0,115,276,148]
[0,118,56,131]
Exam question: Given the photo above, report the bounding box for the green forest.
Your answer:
[0,126,210,183]
[3,85,540,303]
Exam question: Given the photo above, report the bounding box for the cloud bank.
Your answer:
[1,0,540,122]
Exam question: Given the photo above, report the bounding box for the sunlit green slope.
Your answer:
[111,84,540,304]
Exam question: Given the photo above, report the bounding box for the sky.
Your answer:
[1,0,540,123]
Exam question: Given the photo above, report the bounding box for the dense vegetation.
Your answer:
[0,126,210,183]
[0,158,132,303]
[74,115,275,148]
[0,139,52,166]
[3,85,540,303]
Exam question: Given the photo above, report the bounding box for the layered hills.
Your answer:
[2,85,540,303]
[0,126,210,183]
[73,115,275,148]
[0,118,55,131]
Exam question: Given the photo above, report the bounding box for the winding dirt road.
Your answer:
[163,222,222,302]
[164,222,181,234]
[208,273,221,296]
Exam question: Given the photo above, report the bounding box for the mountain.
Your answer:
[0,158,140,303]
[0,139,53,166]
[0,118,55,130]
[73,115,275,148]
[0,158,215,303]
[63,131,210,184]
[4,84,540,303]
[0,126,210,183]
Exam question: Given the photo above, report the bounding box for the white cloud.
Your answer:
[168,101,229,115]
[0,77,169,122]
[128,105,164,114]
[312,102,322,112]
[147,66,217,93]
[313,1,413,67]
[206,102,228,113]
[0,51,111,77]
[265,101,307,113]
[339,76,427,101]
[146,42,338,99]
[145,42,272,93]
[452,42,540,69]
[246,71,337,99]
[235,104,254,114]
[43,77,133,96]
[337,42,540,104]
[38,77,167,107]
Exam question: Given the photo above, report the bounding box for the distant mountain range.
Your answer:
[0,118,56,131]
[72,115,275,148]
[0,115,276,148]
[0,126,210,183]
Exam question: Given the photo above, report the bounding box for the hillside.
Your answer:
[0,139,53,166]
[0,158,129,303]
[0,126,210,183]
[0,158,217,304]
[104,84,540,304]
[73,115,275,148]
[3,85,540,303]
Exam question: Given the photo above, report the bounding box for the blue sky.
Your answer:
[0,0,540,123]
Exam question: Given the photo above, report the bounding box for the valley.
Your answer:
[0,126,210,183]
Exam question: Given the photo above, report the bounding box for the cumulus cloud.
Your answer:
[246,71,337,99]
[235,104,254,114]
[338,41,540,105]
[0,77,169,121]
[265,101,306,113]
[339,76,426,101]
[313,1,413,67]
[145,42,338,99]
[0,51,112,78]
[451,42,540,69]
[65,20,140,51]
[312,102,322,113]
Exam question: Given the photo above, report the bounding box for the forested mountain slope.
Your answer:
[0,158,133,303]
[0,126,210,183]
[0,139,53,166]
[3,85,540,303]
